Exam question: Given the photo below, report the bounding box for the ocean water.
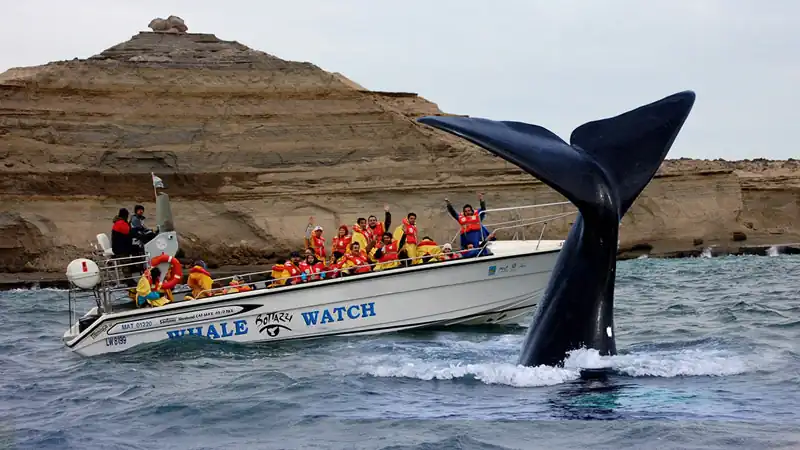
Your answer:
[1,255,799,450]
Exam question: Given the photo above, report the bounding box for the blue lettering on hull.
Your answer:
[301,302,376,326]
[166,319,248,340]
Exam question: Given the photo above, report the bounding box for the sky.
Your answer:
[1,0,796,160]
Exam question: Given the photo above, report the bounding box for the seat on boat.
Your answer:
[96,233,115,257]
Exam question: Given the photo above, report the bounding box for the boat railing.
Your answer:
[447,201,576,248]
[194,244,483,298]
[67,252,152,323]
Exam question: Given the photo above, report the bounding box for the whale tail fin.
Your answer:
[417,91,696,218]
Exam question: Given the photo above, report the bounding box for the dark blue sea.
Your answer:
[1,254,799,449]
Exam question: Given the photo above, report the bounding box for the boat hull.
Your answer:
[64,249,559,356]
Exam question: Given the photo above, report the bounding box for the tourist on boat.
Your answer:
[342,241,372,276]
[111,208,133,257]
[367,204,391,244]
[135,267,170,307]
[224,276,253,294]
[300,249,326,282]
[130,204,156,246]
[393,213,420,264]
[445,193,492,252]
[416,236,444,263]
[327,251,346,278]
[304,217,327,261]
[441,243,462,260]
[185,260,213,299]
[351,218,370,252]
[269,262,286,287]
[371,232,406,271]
[461,230,497,258]
[331,225,352,257]
[280,251,304,285]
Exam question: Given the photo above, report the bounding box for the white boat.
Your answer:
[61,195,574,356]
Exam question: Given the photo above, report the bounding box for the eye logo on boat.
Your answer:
[255,312,293,338]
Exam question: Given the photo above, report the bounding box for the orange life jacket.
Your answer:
[377,241,399,263]
[332,235,352,255]
[402,218,418,245]
[310,235,326,259]
[284,261,302,284]
[368,222,385,241]
[347,251,371,274]
[458,211,482,234]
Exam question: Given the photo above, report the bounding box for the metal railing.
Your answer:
[195,244,485,298]
[447,201,576,247]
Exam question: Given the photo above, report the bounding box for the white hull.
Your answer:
[63,242,561,357]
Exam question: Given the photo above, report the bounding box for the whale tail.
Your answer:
[417,91,696,367]
[417,91,695,220]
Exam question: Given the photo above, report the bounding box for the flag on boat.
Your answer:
[152,173,165,189]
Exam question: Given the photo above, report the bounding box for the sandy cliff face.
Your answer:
[1,31,798,274]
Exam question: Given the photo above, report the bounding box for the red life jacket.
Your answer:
[310,235,326,259]
[309,262,326,280]
[377,241,399,263]
[332,235,351,254]
[328,259,343,278]
[458,211,482,234]
[347,252,371,274]
[369,222,385,241]
[402,218,418,245]
[443,252,462,260]
[284,261,302,284]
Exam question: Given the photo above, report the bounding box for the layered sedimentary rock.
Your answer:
[1,30,799,275]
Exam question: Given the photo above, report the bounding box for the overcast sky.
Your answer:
[2,0,795,160]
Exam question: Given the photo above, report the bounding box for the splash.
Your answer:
[767,246,780,257]
[360,347,762,388]
[700,247,713,258]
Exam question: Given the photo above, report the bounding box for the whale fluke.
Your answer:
[417,91,696,367]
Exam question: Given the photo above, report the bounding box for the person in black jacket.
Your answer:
[111,208,133,257]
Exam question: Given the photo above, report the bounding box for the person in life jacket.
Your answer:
[392,212,421,264]
[299,249,327,282]
[342,241,372,276]
[280,251,304,285]
[326,251,347,279]
[370,232,407,271]
[224,276,253,294]
[331,225,352,259]
[135,267,170,307]
[351,218,373,254]
[367,204,391,246]
[304,216,327,261]
[185,260,213,299]
[461,230,497,258]
[269,262,286,288]
[441,243,462,260]
[416,236,444,263]
[445,192,494,255]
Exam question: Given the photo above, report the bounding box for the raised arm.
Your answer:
[478,193,487,220]
[384,204,392,230]
[444,198,459,220]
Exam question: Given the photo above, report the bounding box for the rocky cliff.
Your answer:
[1,30,799,278]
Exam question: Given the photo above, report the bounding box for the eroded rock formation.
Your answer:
[1,30,798,275]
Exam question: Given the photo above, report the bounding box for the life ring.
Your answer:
[150,253,183,290]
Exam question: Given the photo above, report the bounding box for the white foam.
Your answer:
[767,245,780,257]
[359,347,762,388]
[365,361,580,387]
